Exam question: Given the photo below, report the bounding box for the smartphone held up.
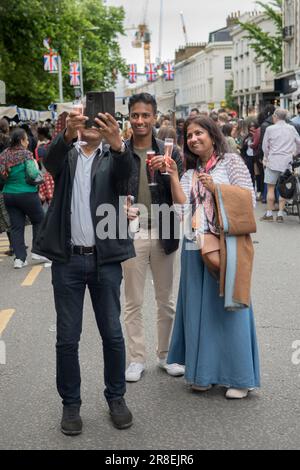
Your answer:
[85,91,115,128]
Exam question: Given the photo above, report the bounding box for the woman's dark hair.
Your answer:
[37,126,51,140]
[0,119,10,150]
[183,116,228,170]
[128,92,157,115]
[247,120,258,130]
[257,104,276,126]
[221,123,233,137]
[9,128,27,148]
[0,118,9,135]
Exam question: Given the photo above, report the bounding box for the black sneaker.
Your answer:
[108,398,133,429]
[61,405,82,436]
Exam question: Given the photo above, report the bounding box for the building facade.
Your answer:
[120,20,234,118]
[231,11,277,117]
[175,27,234,117]
[275,0,300,111]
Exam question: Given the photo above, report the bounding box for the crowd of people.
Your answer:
[1,93,300,436]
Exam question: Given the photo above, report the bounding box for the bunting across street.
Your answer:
[43,51,58,73]
[69,62,81,87]
[164,62,175,81]
[145,63,157,82]
[128,64,137,83]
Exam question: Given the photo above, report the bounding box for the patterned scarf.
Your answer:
[190,152,219,234]
[0,146,34,179]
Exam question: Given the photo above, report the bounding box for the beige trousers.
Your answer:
[122,229,176,363]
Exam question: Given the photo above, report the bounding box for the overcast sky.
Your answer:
[107,0,258,70]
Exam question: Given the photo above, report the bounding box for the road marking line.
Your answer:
[0,241,9,246]
[0,254,7,257]
[0,309,15,335]
[21,266,43,286]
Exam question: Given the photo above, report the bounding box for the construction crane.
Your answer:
[180,11,189,46]
[130,0,151,67]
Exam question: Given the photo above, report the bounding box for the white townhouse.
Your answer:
[175,21,234,117]
[230,11,277,117]
[275,0,300,111]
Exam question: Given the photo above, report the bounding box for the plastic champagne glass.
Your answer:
[161,138,174,175]
[146,150,158,186]
[72,99,87,146]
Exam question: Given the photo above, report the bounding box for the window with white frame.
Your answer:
[224,56,232,70]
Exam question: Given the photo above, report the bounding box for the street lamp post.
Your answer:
[78,41,84,97]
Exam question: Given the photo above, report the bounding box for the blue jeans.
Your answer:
[51,254,126,406]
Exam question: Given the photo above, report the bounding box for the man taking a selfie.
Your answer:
[34,102,135,435]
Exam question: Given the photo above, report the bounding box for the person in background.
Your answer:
[292,102,300,126]
[241,121,258,188]
[20,123,37,153]
[0,128,44,268]
[0,118,13,255]
[257,104,276,203]
[189,108,200,118]
[121,121,133,140]
[176,118,185,149]
[261,108,300,223]
[221,123,238,154]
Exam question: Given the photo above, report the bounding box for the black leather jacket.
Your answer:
[33,133,135,265]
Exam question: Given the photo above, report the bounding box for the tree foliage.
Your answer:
[238,0,283,74]
[0,0,127,108]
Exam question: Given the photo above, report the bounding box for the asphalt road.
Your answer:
[0,203,300,450]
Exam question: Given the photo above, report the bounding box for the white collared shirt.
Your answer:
[71,142,102,247]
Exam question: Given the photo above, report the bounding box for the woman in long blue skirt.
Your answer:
[151,115,261,399]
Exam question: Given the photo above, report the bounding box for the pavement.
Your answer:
[0,202,300,450]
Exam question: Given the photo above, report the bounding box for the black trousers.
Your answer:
[4,192,44,261]
[52,255,126,406]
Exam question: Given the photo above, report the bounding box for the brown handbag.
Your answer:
[200,233,220,273]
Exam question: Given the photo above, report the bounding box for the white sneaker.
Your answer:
[158,358,185,377]
[125,362,145,382]
[225,388,249,399]
[191,384,212,392]
[14,258,28,269]
[31,253,50,262]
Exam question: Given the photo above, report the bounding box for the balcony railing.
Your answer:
[283,25,294,40]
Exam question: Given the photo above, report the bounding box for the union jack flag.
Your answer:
[43,51,58,73]
[164,62,175,81]
[69,62,81,86]
[128,64,137,83]
[145,63,157,82]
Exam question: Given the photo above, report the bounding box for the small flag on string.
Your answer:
[44,51,58,73]
[164,62,175,81]
[128,64,137,83]
[69,62,81,86]
[145,63,157,82]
